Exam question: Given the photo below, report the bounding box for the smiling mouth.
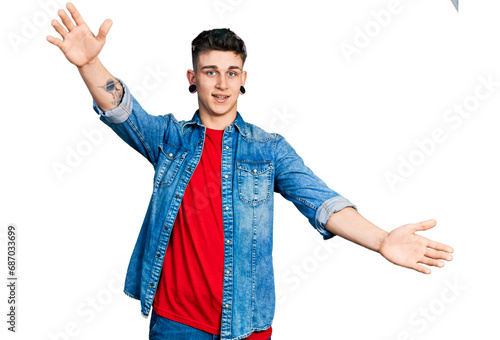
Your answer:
[212,94,229,99]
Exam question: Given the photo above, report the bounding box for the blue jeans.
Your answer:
[149,310,271,340]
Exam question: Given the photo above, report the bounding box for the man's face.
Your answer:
[188,50,247,120]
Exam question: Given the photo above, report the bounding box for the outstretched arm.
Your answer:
[325,207,454,274]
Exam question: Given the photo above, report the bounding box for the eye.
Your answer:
[228,71,238,77]
[207,71,216,76]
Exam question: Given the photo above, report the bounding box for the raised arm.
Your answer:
[47,2,171,167]
[46,2,119,111]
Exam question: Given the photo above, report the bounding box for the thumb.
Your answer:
[96,19,112,42]
[411,219,437,232]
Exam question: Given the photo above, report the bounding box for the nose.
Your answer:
[216,75,228,90]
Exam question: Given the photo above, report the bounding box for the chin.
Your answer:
[212,104,235,114]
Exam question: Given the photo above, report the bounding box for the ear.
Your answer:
[241,70,247,86]
[187,69,196,85]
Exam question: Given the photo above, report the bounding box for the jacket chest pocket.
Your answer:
[237,161,273,206]
[155,143,188,187]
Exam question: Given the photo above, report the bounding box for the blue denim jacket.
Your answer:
[93,78,357,340]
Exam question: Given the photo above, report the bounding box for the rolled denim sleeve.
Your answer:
[274,134,357,240]
[93,77,170,167]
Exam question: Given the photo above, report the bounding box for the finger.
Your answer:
[58,8,75,31]
[46,35,63,48]
[96,19,113,42]
[412,219,437,232]
[411,263,431,275]
[427,239,454,254]
[425,248,453,261]
[66,2,85,26]
[418,256,445,268]
[51,19,68,39]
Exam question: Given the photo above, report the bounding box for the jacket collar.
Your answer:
[182,110,248,136]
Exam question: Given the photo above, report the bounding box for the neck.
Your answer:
[198,108,237,130]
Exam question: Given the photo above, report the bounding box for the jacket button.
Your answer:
[224,175,228,179]
[156,254,161,258]
[164,227,169,230]
[253,169,257,173]
[188,167,192,171]
[175,195,179,198]
[225,146,229,149]
[225,206,229,210]
[150,283,154,287]
[226,270,230,274]
[225,304,229,308]
[198,141,201,145]
[226,239,230,243]
[168,153,173,157]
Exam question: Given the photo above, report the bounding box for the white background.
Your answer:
[1,0,499,339]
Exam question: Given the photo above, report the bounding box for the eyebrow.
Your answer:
[200,65,242,71]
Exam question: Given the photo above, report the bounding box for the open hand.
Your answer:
[46,2,112,67]
[379,219,454,274]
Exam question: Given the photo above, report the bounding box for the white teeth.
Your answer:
[214,95,228,99]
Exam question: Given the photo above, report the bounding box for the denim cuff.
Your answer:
[92,77,132,124]
[315,196,358,240]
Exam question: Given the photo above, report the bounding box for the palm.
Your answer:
[46,3,112,67]
[60,23,105,66]
[379,219,454,274]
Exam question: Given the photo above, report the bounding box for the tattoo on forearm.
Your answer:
[98,78,123,106]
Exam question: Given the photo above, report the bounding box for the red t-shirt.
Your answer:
[153,127,272,339]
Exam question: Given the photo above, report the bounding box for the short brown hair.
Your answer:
[191,28,247,72]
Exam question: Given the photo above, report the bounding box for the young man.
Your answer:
[47,3,454,340]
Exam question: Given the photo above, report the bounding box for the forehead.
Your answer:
[197,50,243,70]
